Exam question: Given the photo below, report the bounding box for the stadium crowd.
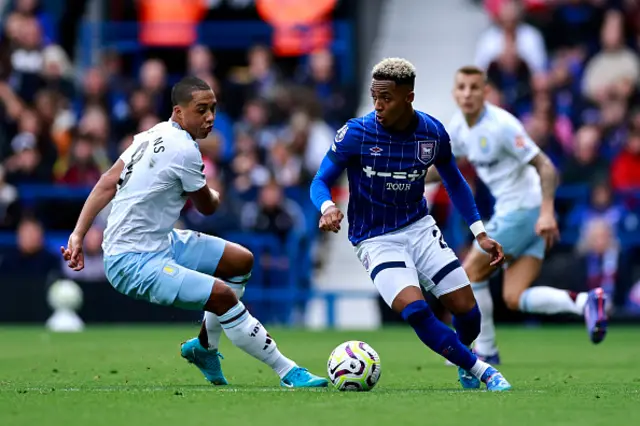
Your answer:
[454,0,640,314]
[1,0,639,323]
[0,0,353,323]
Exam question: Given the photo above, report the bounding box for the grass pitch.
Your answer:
[1,325,639,426]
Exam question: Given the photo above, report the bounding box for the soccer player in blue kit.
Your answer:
[310,58,511,391]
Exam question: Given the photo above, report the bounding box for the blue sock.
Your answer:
[401,300,477,371]
[452,303,481,347]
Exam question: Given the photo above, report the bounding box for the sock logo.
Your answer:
[264,332,273,350]
[441,345,454,357]
[250,322,262,337]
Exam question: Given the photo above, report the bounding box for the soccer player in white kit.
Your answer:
[60,76,328,388]
[428,66,608,363]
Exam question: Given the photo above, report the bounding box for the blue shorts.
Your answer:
[474,207,546,261]
[104,229,227,310]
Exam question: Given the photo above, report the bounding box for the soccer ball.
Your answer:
[327,340,381,391]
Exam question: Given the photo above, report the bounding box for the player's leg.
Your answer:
[357,233,510,391]
[504,255,608,344]
[169,229,252,384]
[462,246,500,361]
[174,267,328,388]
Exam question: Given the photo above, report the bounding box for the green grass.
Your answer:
[0,325,639,426]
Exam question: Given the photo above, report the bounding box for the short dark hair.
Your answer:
[371,58,416,89]
[456,65,486,81]
[171,76,211,106]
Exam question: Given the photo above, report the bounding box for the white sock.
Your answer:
[218,302,296,378]
[469,359,490,380]
[472,281,498,356]
[202,281,247,350]
[519,287,587,315]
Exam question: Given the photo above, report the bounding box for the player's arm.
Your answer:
[425,156,467,183]
[62,159,124,270]
[502,114,559,247]
[434,130,503,265]
[188,186,220,216]
[529,152,558,218]
[73,159,123,237]
[180,147,219,216]
[310,123,353,233]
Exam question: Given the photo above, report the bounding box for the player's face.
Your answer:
[179,89,217,140]
[453,73,486,116]
[370,80,413,128]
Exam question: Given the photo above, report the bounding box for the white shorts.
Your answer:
[355,215,470,307]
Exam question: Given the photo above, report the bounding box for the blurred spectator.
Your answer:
[61,225,105,282]
[188,44,216,76]
[582,10,640,104]
[10,16,45,103]
[139,59,172,118]
[58,134,103,186]
[573,217,630,308]
[40,44,74,100]
[524,110,564,167]
[561,125,609,186]
[487,35,533,116]
[226,45,282,119]
[0,216,58,276]
[475,0,548,74]
[240,180,304,243]
[296,49,351,127]
[611,131,640,190]
[3,109,53,184]
[235,98,278,149]
[567,181,627,235]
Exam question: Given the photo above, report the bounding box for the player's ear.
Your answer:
[407,90,415,103]
[172,104,183,118]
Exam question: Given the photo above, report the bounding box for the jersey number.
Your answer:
[432,229,448,250]
[118,141,149,189]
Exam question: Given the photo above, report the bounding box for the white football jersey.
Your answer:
[102,120,206,256]
[447,103,541,216]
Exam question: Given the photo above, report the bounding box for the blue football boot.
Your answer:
[180,338,228,385]
[280,366,329,388]
[481,367,512,392]
[585,287,608,344]
[458,366,481,389]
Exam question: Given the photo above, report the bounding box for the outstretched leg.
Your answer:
[504,256,607,344]
[181,278,328,388]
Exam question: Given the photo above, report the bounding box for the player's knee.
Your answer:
[503,289,523,311]
[204,281,239,315]
[239,248,254,275]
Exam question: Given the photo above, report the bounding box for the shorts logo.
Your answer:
[163,265,178,276]
[362,252,371,271]
[417,140,436,165]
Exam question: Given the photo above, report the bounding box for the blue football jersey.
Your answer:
[327,110,454,245]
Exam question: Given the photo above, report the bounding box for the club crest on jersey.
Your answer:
[480,137,489,152]
[370,146,383,156]
[417,140,436,165]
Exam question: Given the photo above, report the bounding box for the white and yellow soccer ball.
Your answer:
[327,340,381,391]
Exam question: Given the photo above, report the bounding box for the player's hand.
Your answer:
[536,213,560,250]
[60,232,85,271]
[476,234,505,267]
[319,206,344,233]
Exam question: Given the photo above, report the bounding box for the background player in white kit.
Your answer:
[60,76,327,388]
[428,66,608,363]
